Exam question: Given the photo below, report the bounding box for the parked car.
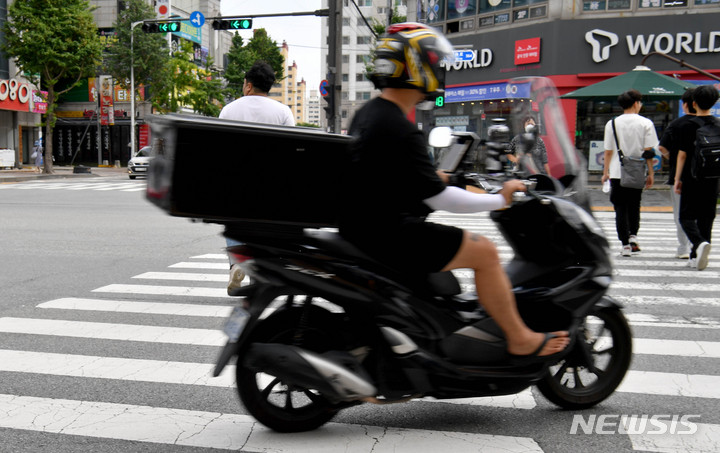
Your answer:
[128,146,153,179]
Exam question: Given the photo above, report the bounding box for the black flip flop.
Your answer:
[507,332,569,366]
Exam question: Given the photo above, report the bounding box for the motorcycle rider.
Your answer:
[339,23,569,363]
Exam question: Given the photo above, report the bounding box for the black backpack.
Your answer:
[691,116,720,179]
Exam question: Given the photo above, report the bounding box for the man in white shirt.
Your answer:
[220,61,295,294]
[601,89,659,257]
[219,61,295,126]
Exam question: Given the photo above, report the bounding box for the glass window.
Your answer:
[695,0,720,4]
[357,36,373,45]
[426,0,446,23]
[583,0,630,10]
[479,0,511,14]
[638,0,662,7]
[448,0,477,20]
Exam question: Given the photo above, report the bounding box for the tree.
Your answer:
[223,29,285,101]
[151,40,224,116]
[2,0,103,173]
[104,0,171,95]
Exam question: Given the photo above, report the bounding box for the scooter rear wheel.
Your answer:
[236,304,344,432]
[536,307,632,409]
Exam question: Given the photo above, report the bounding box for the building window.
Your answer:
[342,36,350,45]
[343,18,350,26]
[342,55,350,64]
[357,36,373,45]
[342,73,349,82]
[582,0,631,11]
[356,73,366,82]
[356,54,370,64]
[357,0,372,6]
[357,91,371,100]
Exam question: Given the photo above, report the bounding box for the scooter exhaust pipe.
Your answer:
[244,343,377,403]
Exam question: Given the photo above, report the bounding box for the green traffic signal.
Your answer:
[211,18,252,30]
[141,21,181,33]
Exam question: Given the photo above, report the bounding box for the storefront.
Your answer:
[53,77,150,166]
[0,76,45,167]
[439,12,720,169]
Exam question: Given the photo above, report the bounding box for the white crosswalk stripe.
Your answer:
[0,180,146,191]
[1,209,719,452]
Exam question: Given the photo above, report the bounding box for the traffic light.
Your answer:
[323,90,335,117]
[141,21,181,33]
[212,18,252,30]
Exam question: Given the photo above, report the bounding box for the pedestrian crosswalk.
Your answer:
[0,180,146,192]
[0,210,718,452]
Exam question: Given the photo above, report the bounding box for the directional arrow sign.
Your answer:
[454,50,475,62]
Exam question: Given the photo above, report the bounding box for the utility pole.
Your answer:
[326,0,342,133]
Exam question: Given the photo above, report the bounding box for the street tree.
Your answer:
[2,0,103,174]
[104,0,171,100]
[152,40,224,116]
[223,29,285,101]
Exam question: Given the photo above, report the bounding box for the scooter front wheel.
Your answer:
[536,307,632,409]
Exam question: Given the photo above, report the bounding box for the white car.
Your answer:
[128,146,153,179]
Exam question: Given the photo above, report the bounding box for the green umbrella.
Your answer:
[562,65,697,100]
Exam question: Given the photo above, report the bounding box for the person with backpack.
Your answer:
[658,88,695,259]
[673,84,720,271]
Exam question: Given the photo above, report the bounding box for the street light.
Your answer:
[130,20,143,158]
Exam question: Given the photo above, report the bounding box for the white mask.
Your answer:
[525,124,535,133]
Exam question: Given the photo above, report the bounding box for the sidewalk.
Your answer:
[0,165,127,183]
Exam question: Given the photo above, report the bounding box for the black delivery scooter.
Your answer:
[149,77,632,433]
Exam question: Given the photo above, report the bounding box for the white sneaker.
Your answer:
[227,264,246,295]
[676,252,690,259]
[629,236,641,253]
[696,242,711,271]
[621,245,632,257]
[687,258,698,269]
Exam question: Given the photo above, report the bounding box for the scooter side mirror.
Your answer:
[428,127,454,148]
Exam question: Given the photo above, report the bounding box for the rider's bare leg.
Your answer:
[442,231,569,356]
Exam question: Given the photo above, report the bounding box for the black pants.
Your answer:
[679,178,720,258]
[609,179,643,246]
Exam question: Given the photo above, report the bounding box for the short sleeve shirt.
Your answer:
[341,97,446,228]
[603,113,659,179]
[219,95,295,126]
[674,115,716,183]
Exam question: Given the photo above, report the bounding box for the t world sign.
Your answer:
[443,48,494,71]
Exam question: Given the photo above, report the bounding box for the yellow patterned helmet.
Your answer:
[369,22,454,100]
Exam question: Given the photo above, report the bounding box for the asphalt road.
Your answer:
[0,173,718,453]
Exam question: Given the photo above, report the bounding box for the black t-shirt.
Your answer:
[339,97,445,233]
[658,114,696,185]
[674,115,717,183]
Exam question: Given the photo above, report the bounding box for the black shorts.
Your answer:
[342,219,465,273]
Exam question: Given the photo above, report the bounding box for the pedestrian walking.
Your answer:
[601,89,659,257]
[219,61,295,294]
[658,88,694,259]
[673,85,720,271]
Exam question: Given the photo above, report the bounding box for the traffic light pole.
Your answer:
[326,0,342,133]
[130,20,143,158]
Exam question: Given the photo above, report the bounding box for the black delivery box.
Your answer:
[146,114,352,227]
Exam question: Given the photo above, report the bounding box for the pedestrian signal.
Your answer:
[435,96,445,108]
[141,21,181,33]
[212,19,252,30]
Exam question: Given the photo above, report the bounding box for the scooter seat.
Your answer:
[305,230,462,297]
